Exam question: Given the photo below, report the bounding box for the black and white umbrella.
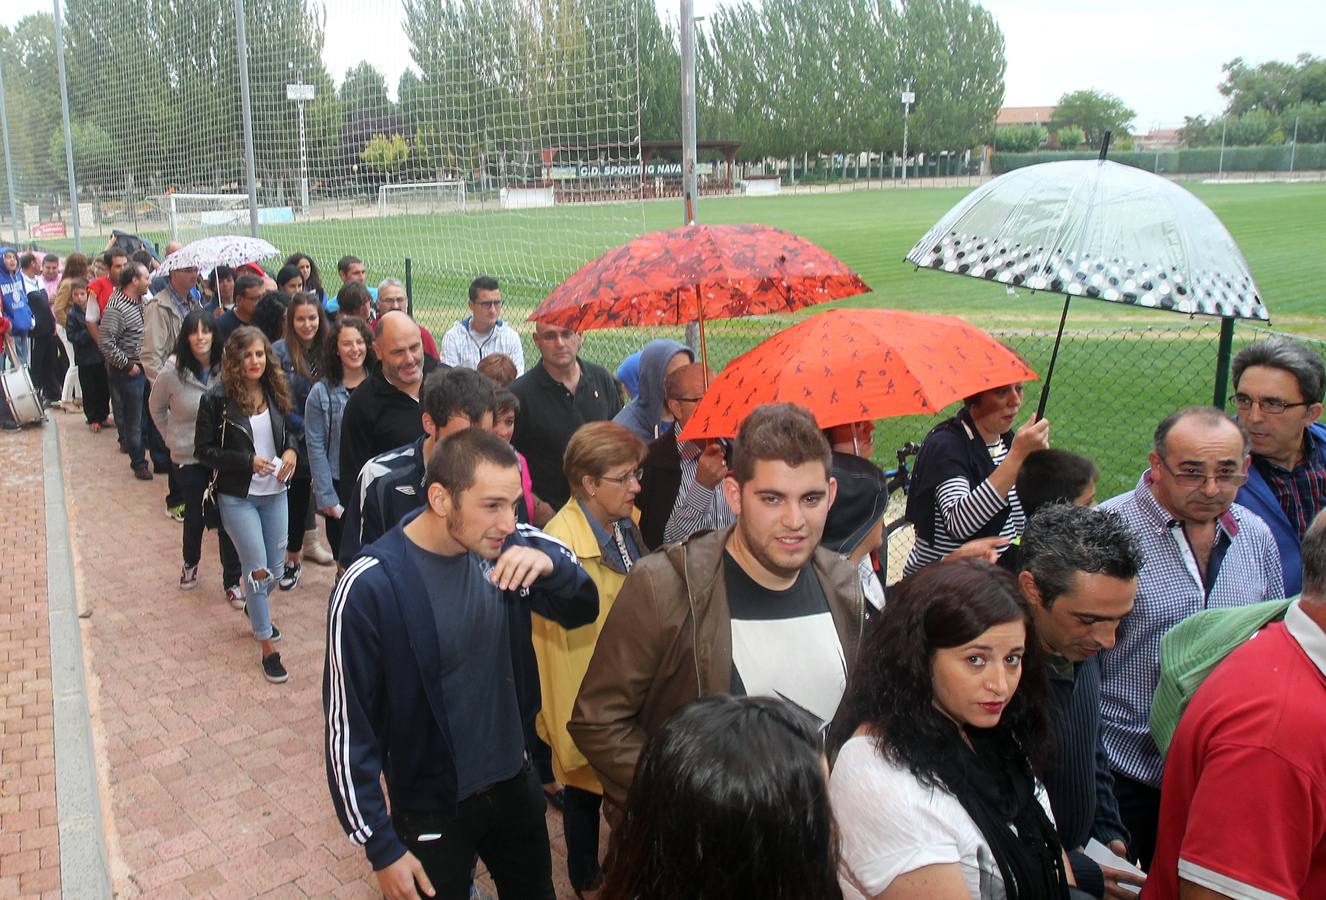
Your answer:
[906,138,1267,415]
[157,234,281,277]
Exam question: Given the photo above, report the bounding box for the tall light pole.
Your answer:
[0,58,20,244]
[901,81,914,185]
[53,0,81,250]
[1217,115,1227,178]
[1290,114,1300,173]
[680,0,698,226]
[233,0,260,238]
[286,67,313,216]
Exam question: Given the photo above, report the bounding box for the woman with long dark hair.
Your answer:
[149,309,242,599]
[829,559,1070,899]
[275,264,304,297]
[272,293,330,588]
[284,252,326,309]
[304,316,373,572]
[195,326,297,683]
[601,695,840,900]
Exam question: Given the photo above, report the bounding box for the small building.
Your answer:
[996,106,1059,128]
[1134,128,1182,151]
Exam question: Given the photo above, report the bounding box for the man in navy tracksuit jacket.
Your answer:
[324,429,597,899]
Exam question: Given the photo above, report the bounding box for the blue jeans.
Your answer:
[218,491,287,641]
[12,334,30,367]
[108,367,147,470]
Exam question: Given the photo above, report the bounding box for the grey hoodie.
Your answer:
[148,357,214,465]
[612,338,693,441]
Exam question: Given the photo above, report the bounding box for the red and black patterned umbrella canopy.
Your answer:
[529,223,870,331]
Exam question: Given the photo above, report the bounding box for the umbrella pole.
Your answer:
[1035,294,1072,420]
[695,284,709,387]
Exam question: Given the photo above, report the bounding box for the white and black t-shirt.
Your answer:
[724,552,847,724]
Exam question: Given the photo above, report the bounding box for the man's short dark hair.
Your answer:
[18,252,37,270]
[214,265,235,282]
[102,249,127,267]
[1016,449,1098,519]
[131,249,154,269]
[731,404,831,484]
[1232,336,1326,405]
[1154,406,1250,457]
[468,275,499,301]
[42,254,57,266]
[426,427,518,499]
[337,282,372,317]
[117,262,143,290]
[423,368,498,430]
[233,273,264,300]
[1019,504,1143,607]
[337,255,362,276]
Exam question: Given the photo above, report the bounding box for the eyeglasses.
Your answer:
[1231,393,1309,415]
[536,330,577,343]
[1158,456,1247,489]
[599,468,644,486]
[472,300,503,309]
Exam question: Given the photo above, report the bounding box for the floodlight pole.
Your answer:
[53,0,81,251]
[0,59,20,245]
[1290,115,1300,173]
[1217,116,1227,178]
[233,0,260,238]
[901,81,914,185]
[680,0,698,226]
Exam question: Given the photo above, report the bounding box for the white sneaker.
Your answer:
[179,564,199,590]
[225,585,245,609]
[303,531,334,566]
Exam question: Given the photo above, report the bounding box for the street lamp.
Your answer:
[286,62,314,215]
[901,81,914,185]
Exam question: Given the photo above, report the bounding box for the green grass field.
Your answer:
[39,180,1326,501]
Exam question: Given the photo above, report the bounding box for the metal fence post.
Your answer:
[405,256,413,318]
[1213,316,1235,408]
[0,57,20,245]
[232,0,260,239]
[53,0,81,251]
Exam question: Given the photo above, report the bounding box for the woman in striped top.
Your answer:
[903,382,1049,576]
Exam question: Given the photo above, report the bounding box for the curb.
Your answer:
[43,419,113,898]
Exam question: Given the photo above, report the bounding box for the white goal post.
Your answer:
[166,193,255,242]
[377,181,467,217]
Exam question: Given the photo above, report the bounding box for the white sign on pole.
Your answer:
[901,91,915,104]
[286,83,315,101]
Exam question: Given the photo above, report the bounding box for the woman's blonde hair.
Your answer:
[563,421,646,501]
[221,326,291,415]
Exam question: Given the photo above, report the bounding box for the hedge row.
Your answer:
[991,143,1326,175]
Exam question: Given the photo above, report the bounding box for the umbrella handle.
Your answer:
[696,284,709,387]
[1035,294,1072,421]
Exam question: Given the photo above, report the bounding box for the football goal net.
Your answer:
[377,181,467,218]
[167,193,256,244]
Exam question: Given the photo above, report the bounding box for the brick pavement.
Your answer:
[0,426,61,899]
[52,413,582,899]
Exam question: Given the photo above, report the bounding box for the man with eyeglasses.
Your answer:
[373,278,441,361]
[1231,337,1326,597]
[509,320,621,510]
[441,275,525,374]
[1096,406,1284,869]
[636,363,735,549]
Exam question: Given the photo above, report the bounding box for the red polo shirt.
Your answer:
[1147,606,1326,899]
[88,275,114,312]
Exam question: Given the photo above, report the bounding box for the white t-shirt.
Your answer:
[830,735,1055,900]
[248,411,285,496]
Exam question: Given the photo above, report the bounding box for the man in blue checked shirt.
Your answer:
[1097,406,1284,869]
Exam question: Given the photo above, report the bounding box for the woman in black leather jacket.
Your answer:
[195,325,298,684]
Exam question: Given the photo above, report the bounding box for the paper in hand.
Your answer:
[1083,838,1144,894]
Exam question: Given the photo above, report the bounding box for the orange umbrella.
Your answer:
[678,308,1037,440]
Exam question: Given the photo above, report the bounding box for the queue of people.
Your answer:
[8,240,1324,900]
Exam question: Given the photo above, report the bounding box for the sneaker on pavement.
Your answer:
[179,564,199,590]
[262,652,288,683]
[269,624,282,642]
[165,503,185,522]
[278,562,302,591]
[133,467,152,481]
[225,585,245,609]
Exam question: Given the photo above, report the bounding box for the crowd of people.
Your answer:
[4,240,1324,900]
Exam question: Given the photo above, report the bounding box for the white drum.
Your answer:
[3,340,44,427]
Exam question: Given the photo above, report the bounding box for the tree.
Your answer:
[1054,89,1135,146]
[360,133,410,182]
[48,121,120,190]
[1054,125,1085,149]
[994,125,1045,153]
[1219,53,1326,116]
[339,62,393,120]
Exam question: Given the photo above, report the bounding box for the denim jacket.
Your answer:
[305,377,350,509]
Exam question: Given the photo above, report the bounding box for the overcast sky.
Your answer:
[8,0,1324,129]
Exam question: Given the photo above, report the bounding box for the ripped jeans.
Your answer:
[217,490,288,641]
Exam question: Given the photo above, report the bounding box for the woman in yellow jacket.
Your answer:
[534,421,647,898]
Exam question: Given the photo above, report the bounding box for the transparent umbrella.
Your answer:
[906,140,1267,415]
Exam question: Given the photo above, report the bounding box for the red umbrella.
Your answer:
[528,223,869,373]
[679,308,1037,440]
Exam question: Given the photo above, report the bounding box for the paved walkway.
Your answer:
[17,412,580,898]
